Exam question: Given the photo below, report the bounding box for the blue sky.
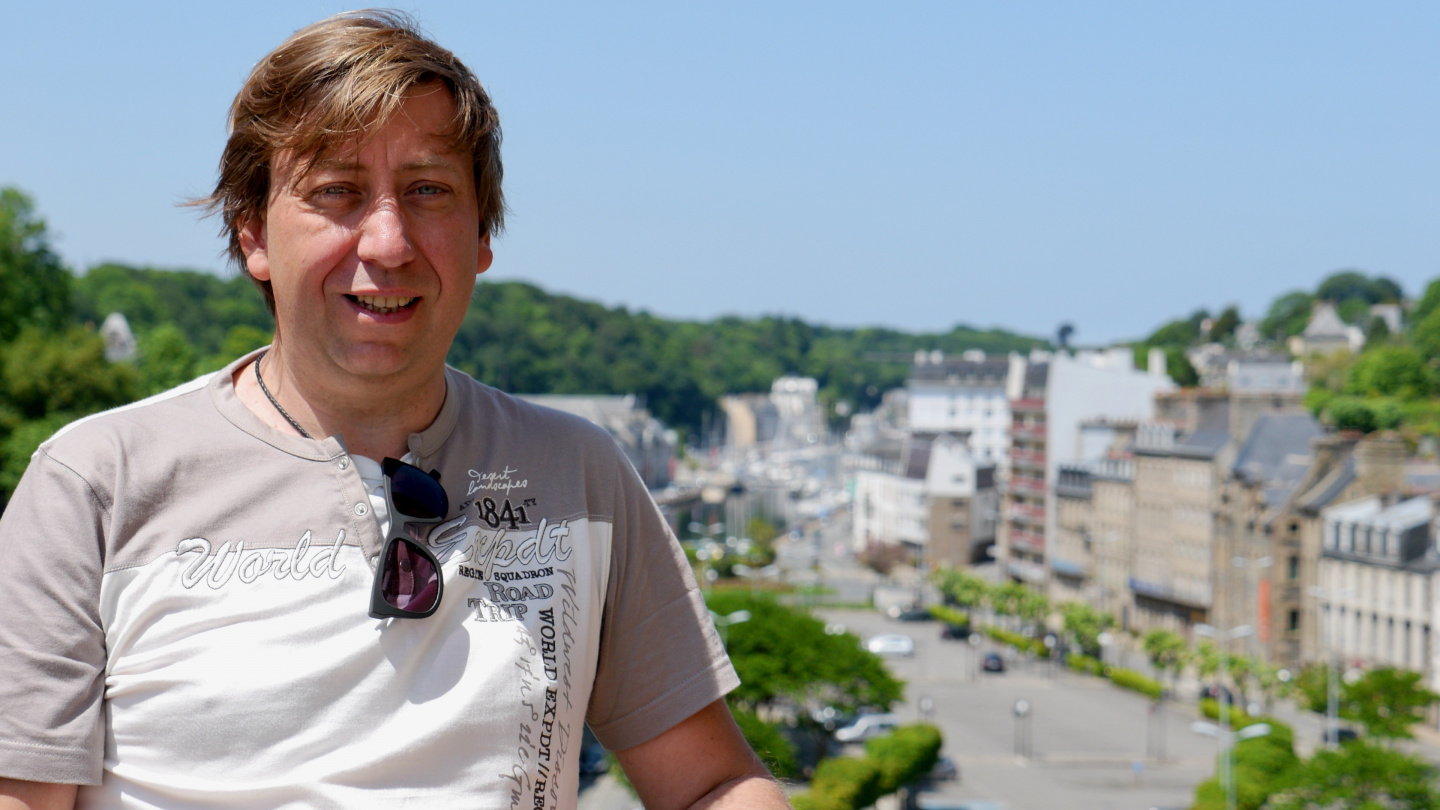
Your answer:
[4,2,1438,344]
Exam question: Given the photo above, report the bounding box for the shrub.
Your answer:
[865,724,941,794]
[1067,654,1103,676]
[1108,667,1164,700]
[985,626,1049,657]
[791,723,943,810]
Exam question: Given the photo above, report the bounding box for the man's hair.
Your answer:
[198,9,504,314]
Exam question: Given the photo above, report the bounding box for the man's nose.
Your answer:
[356,201,416,268]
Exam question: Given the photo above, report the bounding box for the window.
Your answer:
[1288,556,1299,581]
[1288,610,1300,633]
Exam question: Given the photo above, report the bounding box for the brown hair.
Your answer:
[196,9,504,314]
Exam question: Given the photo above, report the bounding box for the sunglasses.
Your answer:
[368,457,449,619]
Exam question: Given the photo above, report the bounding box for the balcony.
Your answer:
[1012,449,1046,470]
[1009,475,1046,496]
[1011,398,1046,414]
[1008,503,1045,526]
[1012,424,1047,441]
[1009,529,1045,555]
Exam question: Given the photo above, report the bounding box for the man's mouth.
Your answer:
[347,294,416,314]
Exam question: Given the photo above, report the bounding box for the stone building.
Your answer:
[1314,495,1439,687]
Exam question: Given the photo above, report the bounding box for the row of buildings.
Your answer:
[846,341,1440,686]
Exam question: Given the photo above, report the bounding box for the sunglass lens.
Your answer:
[390,464,449,519]
[380,537,441,613]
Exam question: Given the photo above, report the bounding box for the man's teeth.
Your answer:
[352,295,415,313]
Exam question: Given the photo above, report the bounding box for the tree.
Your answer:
[1261,291,1315,341]
[1343,346,1434,400]
[1142,629,1187,682]
[1266,741,1439,810]
[1056,322,1075,350]
[1316,270,1402,305]
[0,187,71,343]
[705,591,903,721]
[1061,602,1114,659]
[933,568,990,610]
[1211,306,1242,343]
[1412,278,1440,327]
[1341,667,1439,741]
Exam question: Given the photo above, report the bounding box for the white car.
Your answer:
[866,633,916,657]
[834,713,899,743]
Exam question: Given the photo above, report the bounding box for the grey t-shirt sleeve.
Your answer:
[584,454,739,752]
[0,448,108,784]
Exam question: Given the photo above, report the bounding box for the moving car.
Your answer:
[981,652,1005,673]
[866,633,916,657]
[926,756,960,782]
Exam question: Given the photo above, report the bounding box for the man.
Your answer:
[0,11,787,810]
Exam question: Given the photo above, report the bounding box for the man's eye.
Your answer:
[414,184,446,196]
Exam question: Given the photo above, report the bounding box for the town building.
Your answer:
[851,433,997,567]
[998,349,1174,587]
[905,353,1020,471]
[1313,495,1439,688]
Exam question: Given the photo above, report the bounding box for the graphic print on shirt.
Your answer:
[173,530,348,589]
[433,467,583,810]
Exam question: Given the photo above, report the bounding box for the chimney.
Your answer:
[1148,347,1167,378]
[1355,431,1405,497]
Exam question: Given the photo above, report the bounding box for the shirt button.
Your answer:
[355,503,369,516]
[338,456,350,470]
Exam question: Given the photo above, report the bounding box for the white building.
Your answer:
[905,352,1022,472]
[1315,496,1440,687]
[851,434,998,564]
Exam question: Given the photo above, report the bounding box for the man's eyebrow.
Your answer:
[401,156,463,172]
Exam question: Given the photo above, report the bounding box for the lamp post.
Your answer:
[1308,585,1356,748]
[1231,555,1273,711]
[1195,622,1253,810]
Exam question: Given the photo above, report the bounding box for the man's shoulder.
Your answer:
[445,369,623,454]
[40,372,220,464]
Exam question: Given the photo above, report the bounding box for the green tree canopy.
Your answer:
[1266,741,1439,810]
[1261,291,1315,340]
[705,591,903,721]
[1061,602,1114,659]
[1316,269,1403,305]
[1341,667,1440,741]
[1343,346,1435,400]
[0,188,71,342]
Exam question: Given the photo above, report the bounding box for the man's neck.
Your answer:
[235,343,447,460]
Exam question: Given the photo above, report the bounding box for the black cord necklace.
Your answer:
[254,351,313,439]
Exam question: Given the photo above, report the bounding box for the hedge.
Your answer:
[1199,698,1250,728]
[791,723,943,810]
[1066,654,1104,676]
[928,605,971,634]
[1107,667,1164,700]
[985,626,1050,657]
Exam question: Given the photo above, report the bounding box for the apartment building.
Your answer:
[906,353,1020,471]
[851,434,997,566]
[999,349,1173,587]
[1314,495,1439,688]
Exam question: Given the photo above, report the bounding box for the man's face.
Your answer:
[240,84,491,383]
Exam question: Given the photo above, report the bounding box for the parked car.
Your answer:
[981,652,1005,673]
[926,756,960,782]
[866,633,916,657]
[1198,684,1236,706]
[940,623,971,640]
[1323,726,1359,744]
[834,713,899,743]
[894,607,935,622]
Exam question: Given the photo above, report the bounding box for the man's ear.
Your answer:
[238,216,272,281]
[477,233,493,277]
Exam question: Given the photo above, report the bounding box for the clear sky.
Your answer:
[4,2,1438,344]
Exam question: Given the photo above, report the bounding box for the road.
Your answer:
[827,608,1217,810]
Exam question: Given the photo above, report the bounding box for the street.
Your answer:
[826,608,1217,810]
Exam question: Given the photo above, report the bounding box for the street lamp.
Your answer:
[1195,622,1253,810]
[1308,585,1357,748]
[710,609,751,650]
